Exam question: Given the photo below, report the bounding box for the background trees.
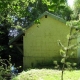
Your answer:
[74,0,80,14]
[71,0,80,20]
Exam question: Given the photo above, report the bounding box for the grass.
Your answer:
[12,69,80,80]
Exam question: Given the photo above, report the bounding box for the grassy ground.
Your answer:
[12,69,80,80]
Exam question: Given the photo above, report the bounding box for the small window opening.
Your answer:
[45,15,47,18]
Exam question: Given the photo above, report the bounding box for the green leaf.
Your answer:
[61,58,65,63]
[72,63,77,66]
[53,61,58,65]
[60,49,66,57]
[17,6,20,9]
[70,52,74,56]
[67,34,70,39]
[34,19,40,24]
[60,49,65,54]
[66,62,71,66]
[54,65,59,69]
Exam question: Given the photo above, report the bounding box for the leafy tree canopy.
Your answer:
[0,0,72,25]
[74,0,80,13]
[71,0,80,20]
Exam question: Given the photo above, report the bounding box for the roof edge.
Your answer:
[8,11,66,45]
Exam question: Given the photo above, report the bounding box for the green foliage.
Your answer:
[47,0,72,20]
[71,0,80,20]
[72,63,77,67]
[0,55,21,80]
[0,24,9,56]
[60,49,66,57]
[0,0,72,24]
[67,34,70,39]
[34,19,40,24]
[57,21,80,80]
[61,58,65,64]
[53,61,60,69]
[67,20,80,28]
[74,0,80,13]
[0,55,12,80]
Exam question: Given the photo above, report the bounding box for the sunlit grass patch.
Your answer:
[12,69,80,80]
